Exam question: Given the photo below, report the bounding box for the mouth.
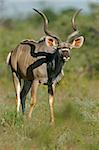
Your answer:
[63,56,70,61]
[62,49,70,61]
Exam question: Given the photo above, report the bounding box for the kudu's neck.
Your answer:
[47,50,65,85]
[29,43,65,85]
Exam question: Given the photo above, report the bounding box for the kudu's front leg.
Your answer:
[28,80,39,118]
[48,84,55,123]
[12,72,21,112]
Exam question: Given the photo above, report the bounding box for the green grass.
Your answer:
[0,76,99,150]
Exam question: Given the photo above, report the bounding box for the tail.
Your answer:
[6,52,11,65]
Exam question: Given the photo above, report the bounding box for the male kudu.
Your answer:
[7,9,84,123]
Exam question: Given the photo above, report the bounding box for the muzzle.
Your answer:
[61,49,70,61]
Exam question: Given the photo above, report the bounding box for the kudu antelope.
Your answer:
[7,9,84,123]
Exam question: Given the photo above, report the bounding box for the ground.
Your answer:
[0,75,99,150]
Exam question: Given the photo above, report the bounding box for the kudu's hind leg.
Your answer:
[20,80,32,113]
[28,80,39,118]
[12,72,21,112]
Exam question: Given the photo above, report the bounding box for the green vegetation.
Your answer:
[0,4,99,150]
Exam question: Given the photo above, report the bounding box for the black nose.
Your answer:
[63,50,70,58]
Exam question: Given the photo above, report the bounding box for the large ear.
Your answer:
[45,36,58,47]
[71,36,84,48]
